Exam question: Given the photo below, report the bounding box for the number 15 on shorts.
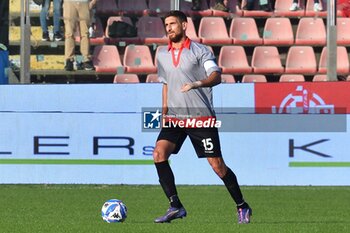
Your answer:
[202,138,214,151]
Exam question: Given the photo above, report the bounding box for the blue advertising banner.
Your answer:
[0,84,349,185]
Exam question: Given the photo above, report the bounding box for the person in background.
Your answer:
[243,0,274,11]
[290,0,322,12]
[63,0,95,71]
[192,0,232,12]
[89,0,97,38]
[40,0,63,41]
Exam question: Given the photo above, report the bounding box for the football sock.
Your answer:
[155,161,183,208]
[221,167,247,208]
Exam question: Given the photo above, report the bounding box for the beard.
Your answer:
[168,31,184,43]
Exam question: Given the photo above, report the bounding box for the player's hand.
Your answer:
[181,81,202,92]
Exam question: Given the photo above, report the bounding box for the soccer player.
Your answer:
[153,10,252,224]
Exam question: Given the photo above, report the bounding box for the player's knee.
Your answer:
[153,149,166,162]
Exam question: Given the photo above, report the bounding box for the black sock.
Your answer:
[155,161,183,208]
[221,167,248,208]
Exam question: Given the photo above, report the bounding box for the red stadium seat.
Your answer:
[105,16,140,44]
[274,0,305,17]
[186,17,201,43]
[93,45,124,73]
[241,74,267,83]
[136,16,168,44]
[279,74,305,82]
[179,0,212,17]
[198,17,232,45]
[230,17,263,45]
[148,0,172,16]
[221,74,236,83]
[337,17,350,45]
[295,18,326,46]
[117,0,149,16]
[251,46,284,74]
[96,0,119,15]
[218,46,252,73]
[146,74,161,83]
[285,46,317,74]
[113,74,140,83]
[318,46,350,74]
[123,45,157,73]
[263,17,294,46]
[312,74,328,82]
[305,0,326,17]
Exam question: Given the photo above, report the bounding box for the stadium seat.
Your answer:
[337,17,350,45]
[279,74,305,82]
[96,0,119,15]
[221,74,236,83]
[146,74,161,83]
[274,0,305,17]
[295,18,326,46]
[136,16,168,44]
[241,0,274,17]
[117,0,149,16]
[305,0,326,17]
[198,17,232,45]
[218,46,252,73]
[179,0,212,17]
[105,16,140,44]
[113,74,140,83]
[75,17,106,45]
[251,46,284,73]
[186,17,201,43]
[123,45,157,73]
[209,0,239,17]
[285,46,317,74]
[241,74,267,83]
[263,17,294,45]
[230,17,263,45]
[312,74,328,82]
[93,45,124,73]
[318,46,350,74]
[148,0,172,16]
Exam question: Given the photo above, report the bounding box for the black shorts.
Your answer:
[157,127,222,158]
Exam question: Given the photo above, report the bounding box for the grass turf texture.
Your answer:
[0,185,349,233]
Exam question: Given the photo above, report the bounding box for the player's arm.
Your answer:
[162,83,168,115]
[181,61,221,92]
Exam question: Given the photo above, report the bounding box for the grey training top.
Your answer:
[157,38,221,118]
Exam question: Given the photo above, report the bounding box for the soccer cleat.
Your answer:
[314,3,323,12]
[289,3,299,11]
[154,207,187,223]
[237,207,252,224]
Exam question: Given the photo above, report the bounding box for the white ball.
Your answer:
[101,199,127,223]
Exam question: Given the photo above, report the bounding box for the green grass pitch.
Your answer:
[0,185,349,233]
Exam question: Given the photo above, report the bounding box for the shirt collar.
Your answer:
[168,37,191,51]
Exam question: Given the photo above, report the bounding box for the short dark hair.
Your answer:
[164,10,188,23]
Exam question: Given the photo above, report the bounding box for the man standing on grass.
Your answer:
[153,10,252,224]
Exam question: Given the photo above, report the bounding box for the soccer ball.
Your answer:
[101,199,127,223]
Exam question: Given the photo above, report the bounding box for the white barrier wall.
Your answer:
[0,83,349,185]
